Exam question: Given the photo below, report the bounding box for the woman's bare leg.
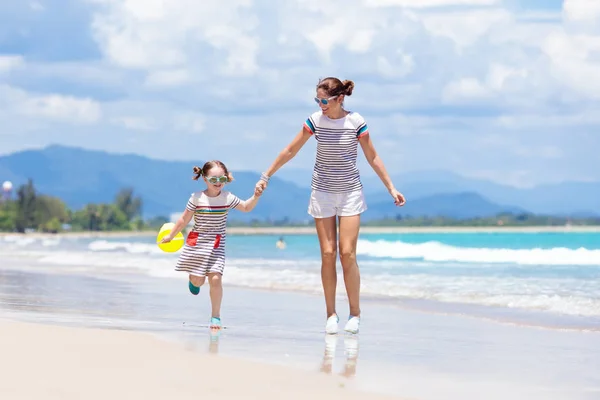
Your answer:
[338,214,361,317]
[314,216,338,317]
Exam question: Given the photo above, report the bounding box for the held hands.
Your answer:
[255,179,268,196]
[389,188,406,206]
[254,184,264,197]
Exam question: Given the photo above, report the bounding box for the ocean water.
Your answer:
[1,230,599,331]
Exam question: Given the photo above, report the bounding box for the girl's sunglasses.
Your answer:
[206,175,228,184]
[314,95,338,105]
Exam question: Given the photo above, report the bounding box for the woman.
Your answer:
[255,77,406,334]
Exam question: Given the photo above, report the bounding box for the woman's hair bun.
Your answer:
[342,80,354,96]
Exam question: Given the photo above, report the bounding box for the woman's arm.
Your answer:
[359,134,406,206]
[359,134,395,191]
[255,126,312,194]
[264,127,312,177]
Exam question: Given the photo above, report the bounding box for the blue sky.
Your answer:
[0,0,598,187]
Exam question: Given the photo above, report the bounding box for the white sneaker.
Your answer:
[325,314,339,334]
[344,316,360,334]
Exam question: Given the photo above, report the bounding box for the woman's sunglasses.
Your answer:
[314,95,338,105]
[206,175,228,184]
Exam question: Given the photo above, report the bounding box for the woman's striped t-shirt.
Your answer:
[304,111,369,193]
[185,190,241,235]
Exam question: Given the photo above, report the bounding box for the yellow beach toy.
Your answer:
[156,222,184,253]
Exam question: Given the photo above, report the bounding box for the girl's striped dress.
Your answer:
[175,190,240,276]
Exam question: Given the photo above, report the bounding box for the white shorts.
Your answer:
[307,189,367,218]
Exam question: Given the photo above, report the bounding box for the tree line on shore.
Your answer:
[0,180,167,233]
[1,180,598,233]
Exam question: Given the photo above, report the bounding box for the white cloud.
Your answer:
[90,0,260,75]
[102,99,206,134]
[0,85,101,125]
[442,78,491,103]
[419,8,512,47]
[173,112,205,134]
[486,64,529,92]
[365,0,499,7]
[20,94,102,124]
[0,0,599,186]
[0,55,24,73]
[542,32,600,99]
[110,116,156,131]
[563,0,600,23]
[84,0,600,111]
[376,53,414,77]
[144,69,190,88]
[29,1,44,12]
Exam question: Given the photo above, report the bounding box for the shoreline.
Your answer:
[226,225,600,235]
[0,225,599,238]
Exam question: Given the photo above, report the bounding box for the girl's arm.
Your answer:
[235,194,260,213]
[161,209,194,242]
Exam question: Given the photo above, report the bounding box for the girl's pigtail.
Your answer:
[192,166,202,181]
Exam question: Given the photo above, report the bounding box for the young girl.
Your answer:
[160,160,261,329]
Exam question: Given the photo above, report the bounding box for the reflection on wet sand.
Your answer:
[0,269,140,318]
[208,329,221,354]
[320,334,359,378]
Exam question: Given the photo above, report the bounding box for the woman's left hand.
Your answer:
[389,188,406,206]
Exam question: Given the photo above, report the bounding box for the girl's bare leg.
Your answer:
[189,275,206,287]
[208,273,223,319]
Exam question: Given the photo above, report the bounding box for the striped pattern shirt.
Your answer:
[175,190,241,276]
[185,190,240,235]
[304,111,369,193]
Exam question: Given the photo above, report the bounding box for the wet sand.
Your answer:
[0,265,598,400]
[0,319,404,400]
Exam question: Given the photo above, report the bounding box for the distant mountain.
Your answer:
[363,192,526,220]
[0,145,594,221]
[275,168,313,188]
[363,170,600,216]
[281,167,600,216]
[0,145,311,222]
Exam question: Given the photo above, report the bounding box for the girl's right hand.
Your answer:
[160,236,173,244]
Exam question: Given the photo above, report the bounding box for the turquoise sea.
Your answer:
[1,230,599,329]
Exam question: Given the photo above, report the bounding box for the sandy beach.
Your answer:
[0,319,403,400]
